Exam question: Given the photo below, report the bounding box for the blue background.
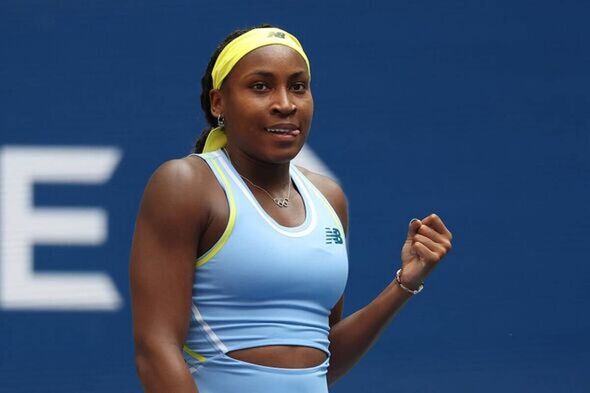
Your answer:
[1,0,589,392]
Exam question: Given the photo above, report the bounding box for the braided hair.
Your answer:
[192,23,277,153]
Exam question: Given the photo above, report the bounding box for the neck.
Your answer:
[222,146,291,193]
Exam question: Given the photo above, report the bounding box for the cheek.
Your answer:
[302,97,314,121]
[297,94,313,112]
[231,98,267,123]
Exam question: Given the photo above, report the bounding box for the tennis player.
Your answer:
[130,24,453,393]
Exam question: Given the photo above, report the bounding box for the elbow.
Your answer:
[134,340,157,381]
[133,338,196,392]
[135,354,148,382]
[133,338,177,381]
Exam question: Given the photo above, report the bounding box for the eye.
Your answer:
[251,82,269,92]
[290,82,308,93]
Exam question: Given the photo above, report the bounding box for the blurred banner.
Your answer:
[1,1,589,392]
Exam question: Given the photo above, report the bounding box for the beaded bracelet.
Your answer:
[395,268,424,295]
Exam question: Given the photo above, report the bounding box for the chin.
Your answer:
[264,144,303,164]
[266,151,297,164]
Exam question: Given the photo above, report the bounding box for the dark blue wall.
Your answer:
[1,1,589,392]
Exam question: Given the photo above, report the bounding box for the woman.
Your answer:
[130,24,453,393]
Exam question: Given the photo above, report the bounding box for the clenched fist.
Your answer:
[399,213,453,289]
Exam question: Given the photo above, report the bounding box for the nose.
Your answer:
[271,87,296,116]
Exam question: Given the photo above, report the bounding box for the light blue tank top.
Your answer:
[183,148,349,366]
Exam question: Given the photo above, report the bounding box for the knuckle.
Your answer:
[419,225,432,235]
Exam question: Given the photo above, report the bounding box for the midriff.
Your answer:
[226,345,328,368]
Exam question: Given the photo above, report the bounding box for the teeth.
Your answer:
[266,128,291,134]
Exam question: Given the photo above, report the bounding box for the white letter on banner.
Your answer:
[0,146,123,310]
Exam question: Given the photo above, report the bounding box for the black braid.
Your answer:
[192,23,278,153]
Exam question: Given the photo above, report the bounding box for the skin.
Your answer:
[130,44,453,392]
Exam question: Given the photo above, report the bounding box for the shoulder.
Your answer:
[138,155,215,229]
[145,155,211,201]
[296,165,348,234]
[296,166,346,205]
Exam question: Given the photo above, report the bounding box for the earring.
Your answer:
[217,114,225,128]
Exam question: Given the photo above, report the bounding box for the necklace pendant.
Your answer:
[274,197,289,208]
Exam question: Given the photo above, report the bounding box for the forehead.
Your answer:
[227,44,309,79]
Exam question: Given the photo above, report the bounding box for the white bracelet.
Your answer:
[395,268,424,295]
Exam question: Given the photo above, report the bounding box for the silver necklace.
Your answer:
[222,148,291,208]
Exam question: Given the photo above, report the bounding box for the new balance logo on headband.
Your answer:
[325,228,343,245]
[268,31,286,39]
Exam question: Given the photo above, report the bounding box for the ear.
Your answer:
[209,89,224,118]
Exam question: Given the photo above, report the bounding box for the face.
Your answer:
[210,44,313,163]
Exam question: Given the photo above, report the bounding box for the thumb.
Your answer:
[406,218,422,240]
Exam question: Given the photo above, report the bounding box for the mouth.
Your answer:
[264,124,301,137]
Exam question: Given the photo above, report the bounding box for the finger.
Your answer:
[413,241,438,263]
[414,233,447,257]
[406,218,422,241]
[422,213,452,239]
[417,225,452,249]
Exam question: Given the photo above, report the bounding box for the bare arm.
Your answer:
[130,158,209,393]
[305,171,452,386]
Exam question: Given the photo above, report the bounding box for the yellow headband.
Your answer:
[211,27,311,90]
[203,27,310,153]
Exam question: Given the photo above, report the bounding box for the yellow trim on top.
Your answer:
[183,345,207,362]
[195,159,236,268]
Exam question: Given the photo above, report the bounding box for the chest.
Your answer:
[196,199,348,310]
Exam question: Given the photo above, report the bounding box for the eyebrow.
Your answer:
[244,70,308,79]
